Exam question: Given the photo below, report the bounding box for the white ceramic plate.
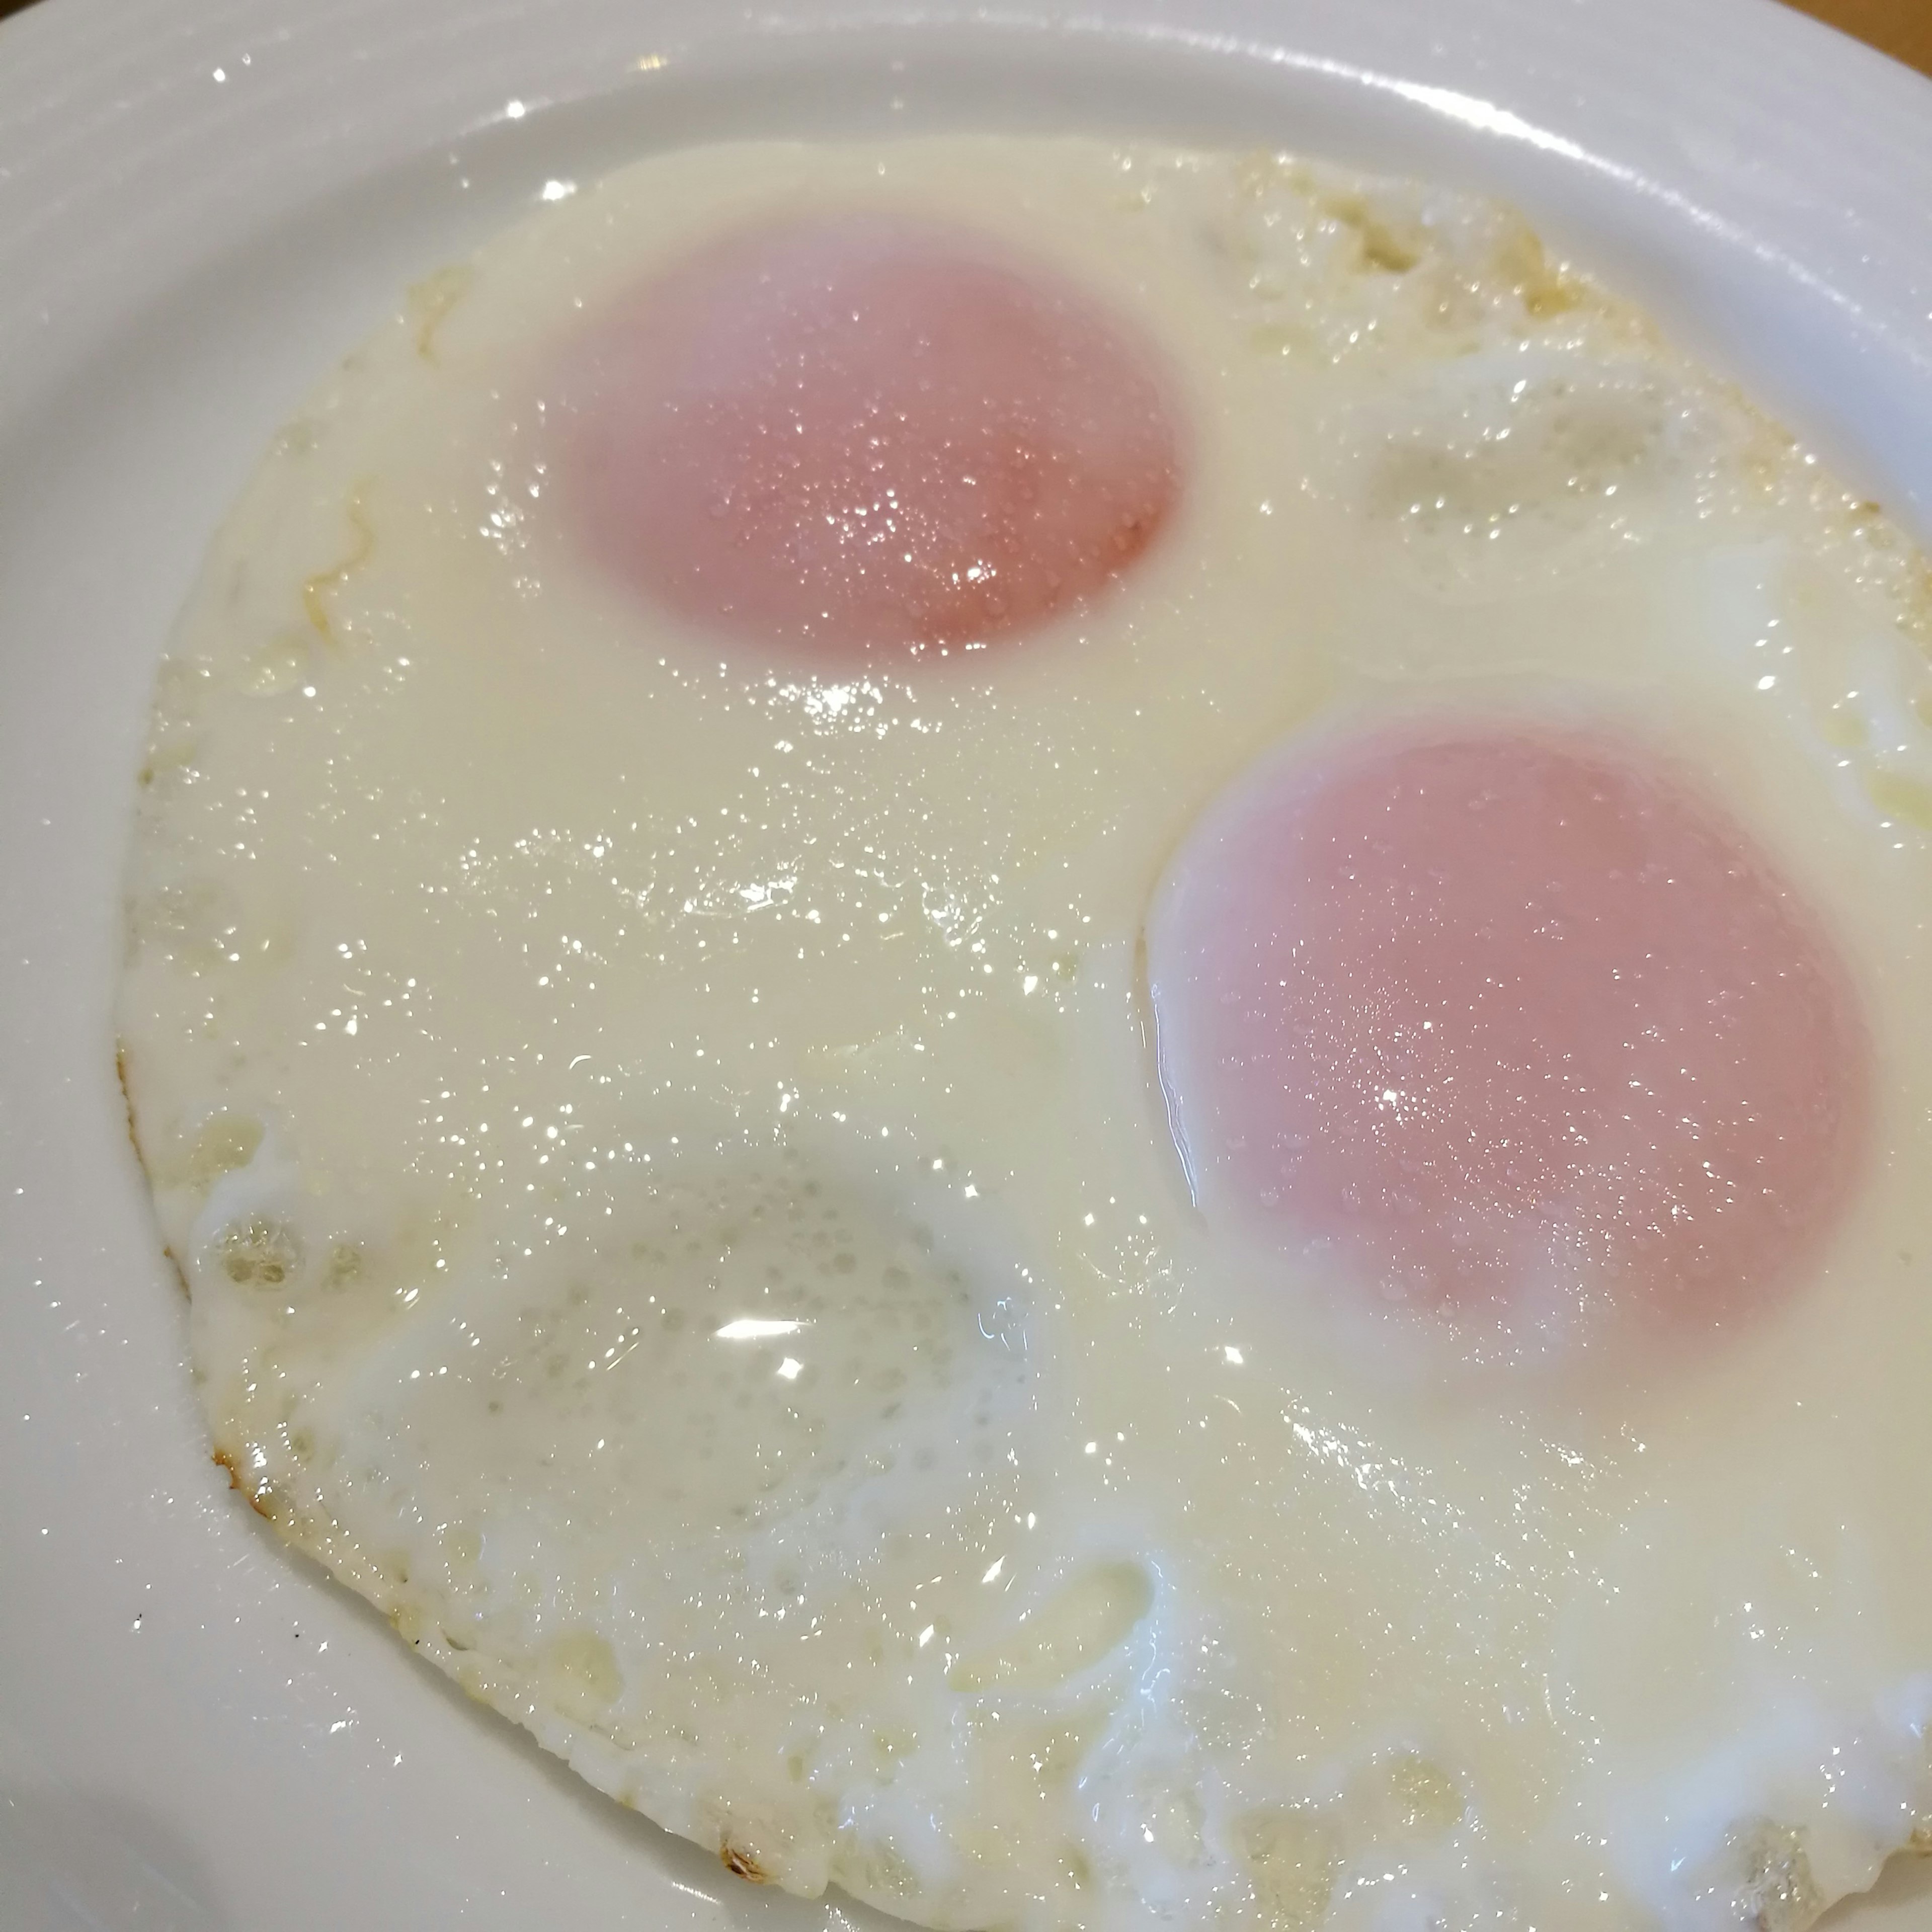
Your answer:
[4,3,1932,1926]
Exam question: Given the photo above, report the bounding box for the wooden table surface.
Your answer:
[0,0,1927,67]
[1782,0,1932,73]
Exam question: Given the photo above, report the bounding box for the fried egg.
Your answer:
[117,136,1932,1932]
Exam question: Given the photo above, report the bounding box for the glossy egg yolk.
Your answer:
[1147,727,1872,1325]
[560,213,1183,660]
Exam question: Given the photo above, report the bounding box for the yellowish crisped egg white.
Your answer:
[118,138,1932,1932]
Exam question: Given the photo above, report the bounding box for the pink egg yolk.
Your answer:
[560,214,1183,660]
[1147,727,1872,1324]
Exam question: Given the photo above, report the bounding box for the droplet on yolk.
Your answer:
[1147,727,1871,1326]
[560,214,1183,660]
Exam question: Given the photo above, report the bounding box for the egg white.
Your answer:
[119,137,1932,1932]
